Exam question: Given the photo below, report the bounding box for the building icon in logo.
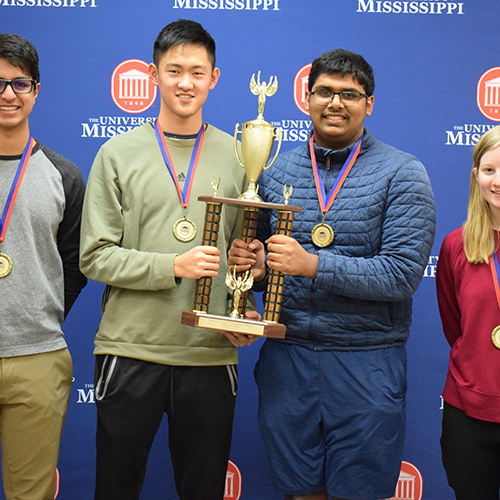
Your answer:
[392,470,416,499]
[384,461,423,500]
[294,63,312,116]
[484,77,500,107]
[118,69,150,100]
[111,59,157,114]
[477,67,500,122]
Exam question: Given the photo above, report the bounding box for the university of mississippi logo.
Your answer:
[111,59,157,114]
[477,67,500,122]
[224,460,242,500]
[54,468,60,499]
[384,461,423,500]
[294,63,312,116]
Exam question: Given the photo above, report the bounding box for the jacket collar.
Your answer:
[307,128,374,166]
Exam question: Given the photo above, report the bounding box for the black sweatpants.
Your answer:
[93,355,237,500]
[441,402,500,500]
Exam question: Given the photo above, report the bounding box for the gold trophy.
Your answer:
[181,73,301,338]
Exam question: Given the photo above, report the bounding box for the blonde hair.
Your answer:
[463,125,500,263]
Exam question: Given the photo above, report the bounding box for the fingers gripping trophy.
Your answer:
[181,72,302,338]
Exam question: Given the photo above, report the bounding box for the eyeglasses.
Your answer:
[310,90,369,107]
[0,79,37,95]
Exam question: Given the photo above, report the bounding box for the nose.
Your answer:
[178,73,193,90]
[328,93,344,108]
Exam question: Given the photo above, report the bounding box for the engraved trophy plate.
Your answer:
[198,314,266,335]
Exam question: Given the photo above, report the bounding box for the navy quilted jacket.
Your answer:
[256,128,436,350]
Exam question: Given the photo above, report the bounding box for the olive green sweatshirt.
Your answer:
[80,123,247,366]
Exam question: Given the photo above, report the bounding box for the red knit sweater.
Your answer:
[436,227,500,423]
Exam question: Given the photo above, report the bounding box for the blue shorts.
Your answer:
[254,340,407,499]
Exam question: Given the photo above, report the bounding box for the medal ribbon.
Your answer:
[310,134,362,214]
[0,137,34,243]
[154,119,204,209]
[490,250,500,310]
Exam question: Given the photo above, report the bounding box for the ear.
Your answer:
[209,67,220,90]
[473,167,478,181]
[365,94,374,116]
[149,63,159,86]
[32,82,40,101]
[304,90,310,112]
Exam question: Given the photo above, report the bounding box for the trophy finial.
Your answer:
[250,71,278,117]
[211,176,220,197]
[283,184,293,206]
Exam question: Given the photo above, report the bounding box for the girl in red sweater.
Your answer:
[437,125,500,500]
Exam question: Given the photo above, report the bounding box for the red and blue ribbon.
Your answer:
[310,134,362,214]
[490,250,500,309]
[154,119,204,209]
[0,137,34,243]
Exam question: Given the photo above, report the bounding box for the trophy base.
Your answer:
[181,311,286,339]
[237,190,262,203]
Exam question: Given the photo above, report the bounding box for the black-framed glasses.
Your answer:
[310,90,369,107]
[0,79,37,95]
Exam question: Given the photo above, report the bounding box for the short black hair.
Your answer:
[153,19,216,69]
[0,33,40,83]
[308,49,374,96]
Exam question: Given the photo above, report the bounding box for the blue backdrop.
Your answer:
[2,0,498,498]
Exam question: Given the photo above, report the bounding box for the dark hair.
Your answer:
[153,19,216,69]
[0,33,40,83]
[308,49,374,96]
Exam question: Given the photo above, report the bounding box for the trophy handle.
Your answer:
[263,127,283,171]
[233,124,245,168]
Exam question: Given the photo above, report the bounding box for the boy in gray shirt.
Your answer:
[0,33,86,500]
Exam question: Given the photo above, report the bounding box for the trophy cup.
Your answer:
[181,72,302,338]
[235,71,282,203]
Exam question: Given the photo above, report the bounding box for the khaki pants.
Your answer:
[0,349,72,500]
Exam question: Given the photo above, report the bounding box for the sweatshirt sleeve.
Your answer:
[436,233,462,347]
[314,158,436,301]
[43,146,88,317]
[79,144,178,291]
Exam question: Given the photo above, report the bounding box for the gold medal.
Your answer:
[0,253,12,278]
[311,223,334,248]
[173,217,197,242]
[492,326,500,349]
[155,120,204,244]
[310,134,362,249]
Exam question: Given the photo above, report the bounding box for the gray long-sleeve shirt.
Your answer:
[0,141,86,357]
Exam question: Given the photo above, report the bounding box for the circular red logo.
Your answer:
[383,461,423,500]
[111,59,157,114]
[477,67,500,122]
[54,468,60,499]
[294,63,312,116]
[224,460,242,500]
